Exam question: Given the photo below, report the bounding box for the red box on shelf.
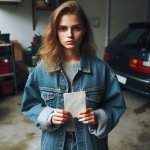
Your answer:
[0,59,10,75]
[1,83,14,95]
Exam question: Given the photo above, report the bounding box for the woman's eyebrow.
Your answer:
[58,24,82,27]
[58,25,66,27]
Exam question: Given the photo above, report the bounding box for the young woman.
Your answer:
[21,1,126,150]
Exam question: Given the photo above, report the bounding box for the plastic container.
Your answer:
[0,34,10,43]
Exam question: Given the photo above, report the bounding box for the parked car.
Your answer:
[103,22,150,96]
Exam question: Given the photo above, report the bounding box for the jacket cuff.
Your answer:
[88,109,108,138]
[37,106,54,127]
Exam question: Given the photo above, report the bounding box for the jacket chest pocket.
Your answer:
[86,90,103,108]
[41,91,55,107]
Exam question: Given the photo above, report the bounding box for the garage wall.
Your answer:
[75,0,107,57]
[110,0,148,40]
[0,0,148,58]
[0,1,49,48]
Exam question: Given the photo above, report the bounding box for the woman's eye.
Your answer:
[73,26,81,31]
[58,26,67,31]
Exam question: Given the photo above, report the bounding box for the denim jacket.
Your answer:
[21,55,126,150]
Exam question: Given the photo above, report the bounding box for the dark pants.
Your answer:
[64,132,77,150]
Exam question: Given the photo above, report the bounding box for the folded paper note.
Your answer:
[64,91,86,118]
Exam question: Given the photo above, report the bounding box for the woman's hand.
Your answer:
[78,108,97,124]
[52,109,72,124]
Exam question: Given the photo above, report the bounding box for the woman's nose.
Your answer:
[67,28,73,38]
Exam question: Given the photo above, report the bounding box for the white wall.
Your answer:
[0,0,148,58]
[75,0,107,57]
[0,1,49,48]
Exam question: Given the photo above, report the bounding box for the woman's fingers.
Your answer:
[79,116,95,124]
[52,115,68,124]
[52,109,72,124]
[78,108,96,124]
[79,108,94,118]
[51,108,96,124]
[79,108,93,114]
[79,116,95,123]
[54,109,71,118]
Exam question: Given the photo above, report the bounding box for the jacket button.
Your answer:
[59,132,63,135]
[43,93,47,98]
[57,143,62,148]
[60,85,66,90]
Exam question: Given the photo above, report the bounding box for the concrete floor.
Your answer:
[0,90,150,150]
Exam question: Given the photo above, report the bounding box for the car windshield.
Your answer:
[121,28,146,45]
[120,28,150,50]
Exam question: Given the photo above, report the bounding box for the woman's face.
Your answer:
[57,13,85,51]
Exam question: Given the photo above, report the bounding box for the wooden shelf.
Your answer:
[0,43,12,47]
[0,73,14,78]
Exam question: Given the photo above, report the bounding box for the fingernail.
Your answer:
[79,118,84,121]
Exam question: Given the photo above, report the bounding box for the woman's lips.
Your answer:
[66,41,75,44]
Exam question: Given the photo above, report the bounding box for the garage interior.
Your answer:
[0,91,149,150]
[0,0,150,150]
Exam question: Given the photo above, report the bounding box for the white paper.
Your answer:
[64,91,86,118]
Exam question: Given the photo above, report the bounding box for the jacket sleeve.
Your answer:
[89,65,126,138]
[21,74,60,132]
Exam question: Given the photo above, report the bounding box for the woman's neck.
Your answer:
[64,49,80,63]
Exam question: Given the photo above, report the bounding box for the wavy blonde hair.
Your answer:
[39,0,97,72]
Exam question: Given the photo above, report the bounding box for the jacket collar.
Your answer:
[79,54,91,73]
[54,54,91,73]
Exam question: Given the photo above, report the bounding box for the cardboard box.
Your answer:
[11,41,23,61]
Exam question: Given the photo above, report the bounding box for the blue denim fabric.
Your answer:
[64,138,77,150]
[21,55,126,150]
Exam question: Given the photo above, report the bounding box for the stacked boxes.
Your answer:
[0,59,10,74]
[0,59,14,95]
[0,44,14,95]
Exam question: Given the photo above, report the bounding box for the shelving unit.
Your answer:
[0,0,22,5]
[32,0,56,30]
[0,43,17,96]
